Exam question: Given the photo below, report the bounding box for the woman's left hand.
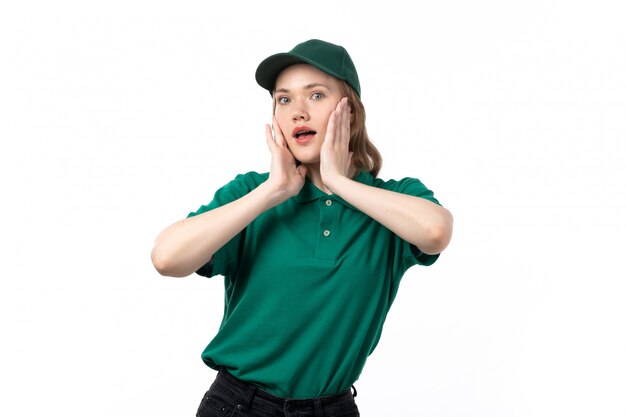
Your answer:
[320,97,353,192]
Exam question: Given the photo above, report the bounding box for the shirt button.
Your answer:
[325,199,333,206]
[323,229,331,237]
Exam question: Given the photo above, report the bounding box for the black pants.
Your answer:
[196,368,360,417]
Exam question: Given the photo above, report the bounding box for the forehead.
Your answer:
[274,63,340,90]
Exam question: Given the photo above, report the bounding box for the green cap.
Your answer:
[255,39,361,97]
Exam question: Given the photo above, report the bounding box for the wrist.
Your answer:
[256,179,292,208]
[324,173,351,195]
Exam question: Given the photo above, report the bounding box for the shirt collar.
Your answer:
[292,171,375,210]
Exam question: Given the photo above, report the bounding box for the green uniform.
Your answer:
[188,171,441,398]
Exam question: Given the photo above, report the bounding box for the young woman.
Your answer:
[152,39,453,417]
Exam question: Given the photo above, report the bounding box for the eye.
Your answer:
[311,92,324,100]
[277,96,290,105]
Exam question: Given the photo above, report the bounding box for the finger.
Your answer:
[336,101,344,144]
[336,98,346,135]
[338,97,348,139]
[265,123,277,150]
[341,100,351,150]
[272,116,285,147]
[325,110,337,147]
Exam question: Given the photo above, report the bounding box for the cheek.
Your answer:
[319,111,334,133]
[273,113,289,134]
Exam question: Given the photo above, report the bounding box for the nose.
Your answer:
[291,102,309,122]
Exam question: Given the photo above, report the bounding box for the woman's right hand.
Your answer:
[264,116,308,203]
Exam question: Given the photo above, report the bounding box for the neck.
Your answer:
[303,163,357,195]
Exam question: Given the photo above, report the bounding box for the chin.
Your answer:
[293,155,320,166]
[291,149,321,165]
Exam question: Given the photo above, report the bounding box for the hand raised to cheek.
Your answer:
[264,116,308,202]
[320,97,353,192]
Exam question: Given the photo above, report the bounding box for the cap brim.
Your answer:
[255,52,345,94]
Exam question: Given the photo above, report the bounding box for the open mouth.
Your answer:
[295,130,316,139]
[292,126,317,143]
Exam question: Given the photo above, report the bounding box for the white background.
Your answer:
[1,1,625,416]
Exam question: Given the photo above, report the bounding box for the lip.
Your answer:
[292,125,314,137]
[292,125,316,144]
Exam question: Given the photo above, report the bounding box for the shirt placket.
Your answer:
[314,197,338,261]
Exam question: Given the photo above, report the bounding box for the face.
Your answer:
[273,64,344,165]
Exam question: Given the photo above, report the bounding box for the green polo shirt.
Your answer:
[187,171,441,399]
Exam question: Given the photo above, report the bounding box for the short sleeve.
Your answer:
[186,172,268,278]
[378,177,442,268]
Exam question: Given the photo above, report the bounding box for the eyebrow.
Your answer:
[274,83,331,94]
